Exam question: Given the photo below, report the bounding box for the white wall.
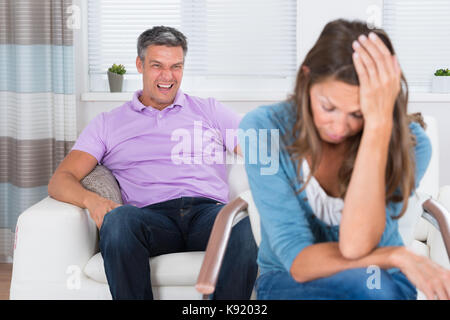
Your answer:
[73,0,450,187]
[298,0,383,63]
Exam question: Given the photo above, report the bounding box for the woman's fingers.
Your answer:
[437,268,450,300]
[367,32,396,77]
[352,37,378,86]
[353,32,397,87]
[422,285,436,300]
[352,50,369,86]
[423,267,450,300]
[392,54,401,78]
[433,280,448,300]
[359,34,387,83]
[400,251,450,300]
[444,274,450,300]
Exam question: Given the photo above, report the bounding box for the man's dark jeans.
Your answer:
[99,197,258,300]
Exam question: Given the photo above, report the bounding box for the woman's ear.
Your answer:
[302,65,310,75]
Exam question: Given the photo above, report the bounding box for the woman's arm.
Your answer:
[290,242,399,283]
[339,32,402,259]
[290,242,450,300]
[339,120,392,259]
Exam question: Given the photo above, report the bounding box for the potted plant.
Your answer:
[107,64,126,92]
[431,68,450,93]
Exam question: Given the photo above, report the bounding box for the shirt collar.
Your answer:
[131,89,185,113]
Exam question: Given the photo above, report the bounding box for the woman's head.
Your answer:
[295,19,401,144]
[288,19,421,218]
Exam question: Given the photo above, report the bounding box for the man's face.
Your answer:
[136,45,184,109]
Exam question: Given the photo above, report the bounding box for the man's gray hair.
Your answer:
[137,26,188,62]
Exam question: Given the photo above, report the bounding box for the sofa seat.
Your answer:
[84,251,205,286]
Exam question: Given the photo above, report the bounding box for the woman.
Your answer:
[239,19,450,300]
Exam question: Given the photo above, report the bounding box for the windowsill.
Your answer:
[81,91,291,102]
[409,92,450,102]
[80,91,450,103]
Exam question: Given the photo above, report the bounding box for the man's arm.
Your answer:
[48,150,121,228]
[234,144,242,156]
[48,150,101,208]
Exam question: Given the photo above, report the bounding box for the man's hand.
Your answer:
[234,144,242,156]
[84,193,122,230]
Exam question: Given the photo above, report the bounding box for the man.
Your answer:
[48,26,258,300]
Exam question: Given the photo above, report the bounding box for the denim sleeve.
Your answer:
[239,108,315,273]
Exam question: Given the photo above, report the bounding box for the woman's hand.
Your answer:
[352,32,401,130]
[392,246,450,300]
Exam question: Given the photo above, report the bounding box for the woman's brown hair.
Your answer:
[287,19,424,219]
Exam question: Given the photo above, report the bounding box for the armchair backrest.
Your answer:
[398,115,439,245]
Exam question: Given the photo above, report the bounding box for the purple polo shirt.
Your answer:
[71,89,241,207]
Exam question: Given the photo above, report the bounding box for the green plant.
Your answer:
[108,63,126,75]
[434,68,450,76]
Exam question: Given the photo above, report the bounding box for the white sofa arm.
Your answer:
[10,196,99,298]
[418,185,450,269]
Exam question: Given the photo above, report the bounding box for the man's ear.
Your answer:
[136,56,143,74]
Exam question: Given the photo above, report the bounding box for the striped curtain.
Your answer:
[0,0,77,262]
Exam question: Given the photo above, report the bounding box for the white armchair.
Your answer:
[196,116,450,300]
[9,151,249,300]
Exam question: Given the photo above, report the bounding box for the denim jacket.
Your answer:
[238,102,432,276]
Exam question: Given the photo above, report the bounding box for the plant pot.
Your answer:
[431,76,450,93]
[108,71,124,92]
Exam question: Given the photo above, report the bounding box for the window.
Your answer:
[383,0,450,92]
[87,0,297,93]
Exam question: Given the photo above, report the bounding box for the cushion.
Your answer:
[80,165,123,204]
[409,239,430,258]
[84,251,205,286]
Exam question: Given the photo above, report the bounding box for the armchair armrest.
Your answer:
[422,198,450,259]
[195,196,249,296]
[11,196,98,287]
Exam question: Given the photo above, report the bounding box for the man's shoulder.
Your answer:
[182,92,219,111]
[98,100,133,123]
[108,100,133,116]
[182,92,240,123]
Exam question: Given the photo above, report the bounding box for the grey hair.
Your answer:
[137,26,188,62]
